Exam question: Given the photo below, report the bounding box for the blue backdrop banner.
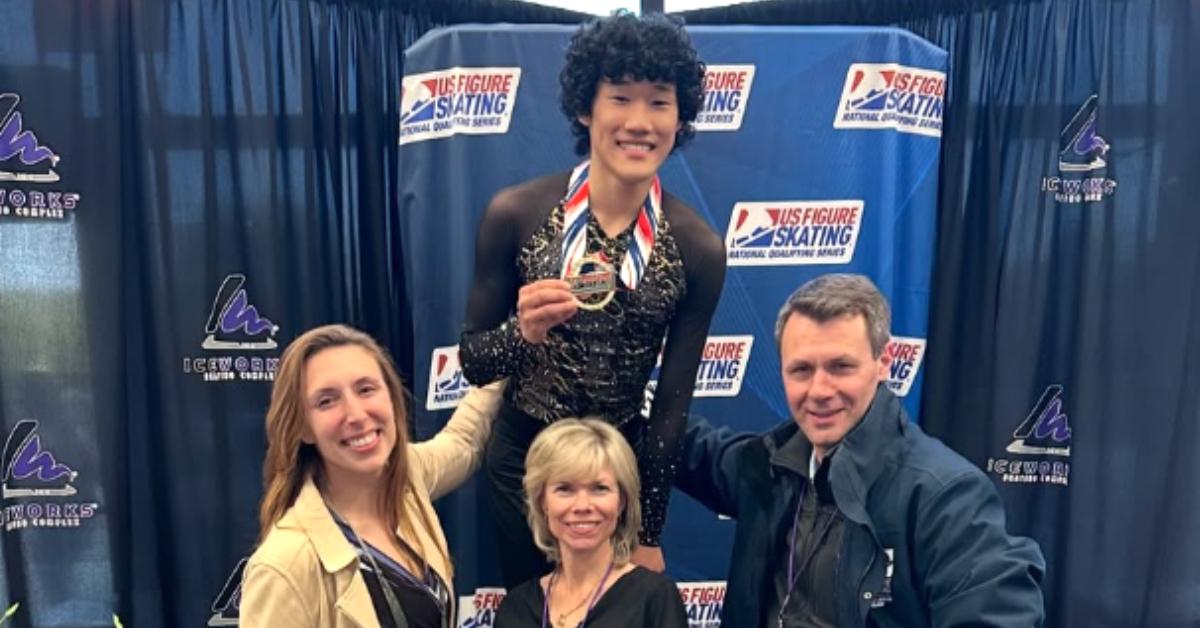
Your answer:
[398,24,946,619]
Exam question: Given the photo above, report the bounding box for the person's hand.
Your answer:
[630,545,666,572]
[516,279,578,343]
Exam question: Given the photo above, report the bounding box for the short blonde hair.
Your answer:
[523,418,641,565]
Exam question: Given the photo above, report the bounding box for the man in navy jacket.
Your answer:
[676,274,1045,627]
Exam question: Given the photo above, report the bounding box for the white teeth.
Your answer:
[346,431,378,448]
[567,522,599,529]
[619,142,652,152]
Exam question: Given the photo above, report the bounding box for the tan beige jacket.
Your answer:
[240,381,503,628]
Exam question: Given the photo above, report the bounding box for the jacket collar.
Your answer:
[277,477,360,574]
[763,385,907,526]
[828,384,907,525]
[767,422,811,477]
[277,475,459,627]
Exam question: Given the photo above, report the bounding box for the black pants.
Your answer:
[483,401,643,588]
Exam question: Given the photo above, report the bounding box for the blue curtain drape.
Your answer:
[678,1,1200,626]
[6,0,1195,625]
[0,1,584,626]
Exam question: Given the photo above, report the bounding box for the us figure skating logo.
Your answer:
[400,67,521,145]
[677,581,725,627]
[833,63,945,138]
[725,201,863,266]
[884,336,926,397]
[426,345,471,411]
[459,588,505,628]
[694,65,755,131]
[640,336,753,419]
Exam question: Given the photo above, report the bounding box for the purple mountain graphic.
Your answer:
[2,420,78,497]
[202,274,279,350]
[0,94,62,183]
[11,434,74,482]
[1070,120,1109,158]
[1006,385,1072,456]
[219,290,276,335]
[1030,396,1072,442]
[1058,94,1109,172]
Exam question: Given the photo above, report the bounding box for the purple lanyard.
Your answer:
[540,560,615,628]
[779,481,837,626]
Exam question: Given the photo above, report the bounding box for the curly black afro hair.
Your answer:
[560,11,706,157]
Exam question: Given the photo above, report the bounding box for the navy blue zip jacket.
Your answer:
[676,385,1045,627]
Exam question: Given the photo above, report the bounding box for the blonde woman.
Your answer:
[494,419,687,627]
[240,324,502,628]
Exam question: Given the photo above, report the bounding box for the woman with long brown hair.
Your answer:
[240,324,502,628]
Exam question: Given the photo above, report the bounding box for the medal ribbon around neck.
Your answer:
[559,160,661,291]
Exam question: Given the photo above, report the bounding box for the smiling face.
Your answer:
[542,466,623,560]
[579,78,680,189]
[779,312,891,460]
[302,344,398,485]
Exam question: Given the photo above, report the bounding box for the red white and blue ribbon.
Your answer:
[560,160,661,290]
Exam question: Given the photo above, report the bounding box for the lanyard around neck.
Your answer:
[778,480,838,627]
[541,559,615,628]
[337,512,411,628]
[326,504,451,628]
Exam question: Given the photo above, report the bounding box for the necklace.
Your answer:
[554,591,591,627]
[541,559,615,628]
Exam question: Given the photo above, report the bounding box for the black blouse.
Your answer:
[494,566,688,628]
[332,515,449,628]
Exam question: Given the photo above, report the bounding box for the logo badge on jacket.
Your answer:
[870,548,895,609]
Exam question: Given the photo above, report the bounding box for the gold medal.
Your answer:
[565,254,616,311]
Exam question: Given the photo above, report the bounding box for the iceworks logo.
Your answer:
[0,93,59,183]
[202,274,279,350]
[2,420,76,498]
[207,557,247,626]
[987,384,1072,486]
[0,92,82,220]
[1041,94,1117,203]
[1058,94,1109,173]
[1,420,99,531]
[1006,384,1071,457]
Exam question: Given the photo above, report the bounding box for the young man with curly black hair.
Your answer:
[459,12,726,588]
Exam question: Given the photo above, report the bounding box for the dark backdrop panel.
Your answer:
[1,1,585,627]
[399,24,944,604]
[680,1,1200,626]
[0,2,123,627]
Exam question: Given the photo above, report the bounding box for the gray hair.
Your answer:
[774,274,891,357]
